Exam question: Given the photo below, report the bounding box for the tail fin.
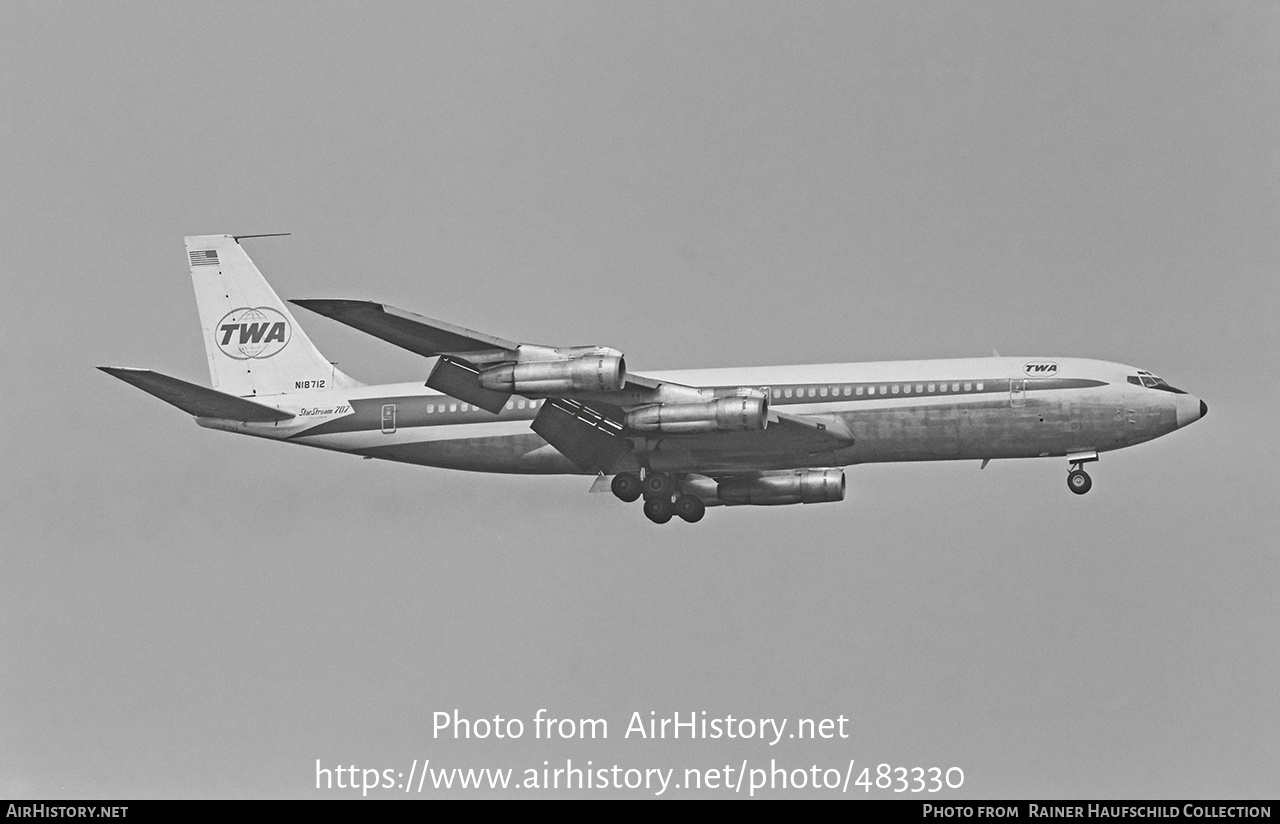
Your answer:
[185,235,361,397]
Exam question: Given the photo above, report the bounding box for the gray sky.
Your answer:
[2,1,1276,798]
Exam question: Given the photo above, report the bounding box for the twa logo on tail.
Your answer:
[215,307,291,359]
[1023,361,1058,377]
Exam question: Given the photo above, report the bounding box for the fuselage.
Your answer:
[197,356,1206,475]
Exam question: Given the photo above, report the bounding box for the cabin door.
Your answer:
[1009,379,1026,408]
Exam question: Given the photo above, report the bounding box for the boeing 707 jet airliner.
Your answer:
[100,235,1207,524]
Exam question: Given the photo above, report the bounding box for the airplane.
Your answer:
[100,234,1208,525]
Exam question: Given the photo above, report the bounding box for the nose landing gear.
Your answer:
[1068,468,1092,495]
[1065,450,1098,495]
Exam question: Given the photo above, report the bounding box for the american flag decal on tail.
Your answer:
[189,250,219,266]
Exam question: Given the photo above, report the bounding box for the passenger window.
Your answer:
[976,382,984,391]
[843,386,851,396]
[903,384,911,394]
[784,388,793,398]
[927,383,935,392]
[963,382,971,391]
[891,385,900,394]
[506,400,514,410]
[820,387,828,397]
[879,385,888,395]
[427,404,434,413]
[856,386,865,396]
[951,383,960,392]
[517,399,526,409]
[773,388,781,399]
[866,386,874,396]
[449,403,458,412]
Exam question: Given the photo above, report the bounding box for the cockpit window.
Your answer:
[1128,372,1187,394]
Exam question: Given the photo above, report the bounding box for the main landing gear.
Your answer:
[613,471,706,524]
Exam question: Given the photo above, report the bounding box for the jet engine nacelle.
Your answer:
[478,352,626,394]
[717,469,845,506]
[625,396,769,434]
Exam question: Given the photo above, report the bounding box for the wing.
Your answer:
[291,298,686,414]
[291,299,851,473]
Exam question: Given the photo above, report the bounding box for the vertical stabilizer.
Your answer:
[185,235,361,397]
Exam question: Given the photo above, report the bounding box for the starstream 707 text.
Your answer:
[316,759,964,796]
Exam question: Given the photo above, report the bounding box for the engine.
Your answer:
[625,396,769,434]
[716,469,845,506]
[478,352,626,394]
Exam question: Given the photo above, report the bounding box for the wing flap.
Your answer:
[530,399,634,473]
[425,357,512,414]
[98,367,295,422]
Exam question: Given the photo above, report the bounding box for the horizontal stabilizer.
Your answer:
[290,299,519,358]
[98,367,295,422]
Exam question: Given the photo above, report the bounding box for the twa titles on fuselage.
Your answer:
[100,235,1207,524]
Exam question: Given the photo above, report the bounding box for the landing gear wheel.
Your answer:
[611,473,642,503]
[643,497,674,524]
[675,494,706,523]
[1068,468,1092,495]
[642,472,676,500]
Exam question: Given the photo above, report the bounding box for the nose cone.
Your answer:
[1176,395,1207,428]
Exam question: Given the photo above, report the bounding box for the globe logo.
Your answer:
[215,307,291,360]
